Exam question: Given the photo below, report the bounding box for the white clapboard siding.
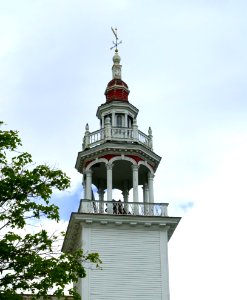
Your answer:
[88,227,166,300]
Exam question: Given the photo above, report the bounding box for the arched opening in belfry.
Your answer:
[91,162,107,194]
[112,159,132,192]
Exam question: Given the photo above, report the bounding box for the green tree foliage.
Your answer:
[0,122,101,299]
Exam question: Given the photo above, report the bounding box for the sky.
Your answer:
[1,0,247,299]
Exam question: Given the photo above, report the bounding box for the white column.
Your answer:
[80,176,86,213]
[106,163,113,201]
[101,114,105,128]
[122,189,129,203]
[132,165,139,214]
[98,188,105,201]
[143,182,149,215]
[148,173,154,215]
[132,165,139,202]
[82,175,86,198]
[85,169,92,200]
[122,189,129,214]
[124,113,128,127]
[98,188,105,213]
[112,112,115,126]
[143,182,149,203]
[106,163,113,214]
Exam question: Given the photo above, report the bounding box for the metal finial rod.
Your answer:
[110,27,122,51]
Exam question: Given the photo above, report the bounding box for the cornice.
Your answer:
[96,101,139,118]
[62,213,181,253]
[75,142,161,172]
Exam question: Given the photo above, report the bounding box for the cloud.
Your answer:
[51,182,83,221]
[177,201,194,213]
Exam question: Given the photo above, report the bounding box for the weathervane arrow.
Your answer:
[110,27,122,51]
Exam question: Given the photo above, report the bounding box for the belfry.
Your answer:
[62,29,180,300]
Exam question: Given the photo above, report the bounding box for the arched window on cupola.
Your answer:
[116,114,123,127]
[128,116,133,128]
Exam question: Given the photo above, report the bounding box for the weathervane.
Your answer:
[110,27,122,52]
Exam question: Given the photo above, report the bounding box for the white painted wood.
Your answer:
[85,170,92,200]
[132,165,139,205]
[148,172,154,204]
[106,163,113,205]
[79,226,91,300]
[160,230,170,300]
[81,225,169,300]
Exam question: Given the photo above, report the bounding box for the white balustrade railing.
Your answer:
[83,126,152,150]
[88,129,104,147]
[79,200,168,217]
[138,131,150,147]
[111,127,134,139]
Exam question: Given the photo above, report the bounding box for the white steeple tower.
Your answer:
[62,29,180,300]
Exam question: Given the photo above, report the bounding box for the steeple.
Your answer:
[62,29,181,300]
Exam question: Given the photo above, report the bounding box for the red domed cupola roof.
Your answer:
[104,49,130,102]
[105,78,129,102]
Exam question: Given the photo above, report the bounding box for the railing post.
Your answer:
[83,123,90,150]
[161,204,166,216]
[80,200,89,213]
[148,126,153,150]
[104,117,112,141]
[132,118,138,141]
[161,204,168,216]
